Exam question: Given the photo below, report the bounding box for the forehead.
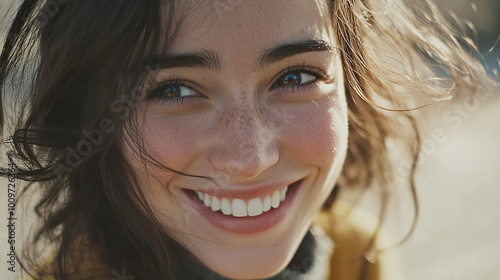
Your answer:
[168,0,334,55]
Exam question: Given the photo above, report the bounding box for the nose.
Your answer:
[209,103,279,179]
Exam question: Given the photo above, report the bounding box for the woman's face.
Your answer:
[125,0,348,278]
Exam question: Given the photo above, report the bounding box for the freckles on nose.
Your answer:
[225,103,277,146]
[209,104,279,177]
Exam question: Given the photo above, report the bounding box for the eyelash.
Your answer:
[271,65,326,91]
[147,79,197,106]
[146,65,326,105]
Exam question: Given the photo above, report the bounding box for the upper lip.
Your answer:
[184,180,300,200]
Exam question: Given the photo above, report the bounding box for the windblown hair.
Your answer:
[0,0,493,279]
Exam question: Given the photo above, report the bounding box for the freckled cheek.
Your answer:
[283,105,348,166]
[138,117,206,172]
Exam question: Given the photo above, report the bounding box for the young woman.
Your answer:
[0,0,493,279]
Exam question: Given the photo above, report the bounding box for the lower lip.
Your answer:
[183,180,302,234]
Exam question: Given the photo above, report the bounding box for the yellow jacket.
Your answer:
[317,201,385,280]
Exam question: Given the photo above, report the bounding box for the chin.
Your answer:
[191,238,295,279]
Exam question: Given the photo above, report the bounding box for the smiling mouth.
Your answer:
[192,185,289,218]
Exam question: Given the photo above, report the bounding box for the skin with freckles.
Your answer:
[125,0,348,279]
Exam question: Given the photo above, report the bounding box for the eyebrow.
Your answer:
[256,39,336,70]
[147,49,221,71]
[147,39,335,71]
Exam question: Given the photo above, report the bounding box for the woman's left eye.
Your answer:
[272,68,325,90]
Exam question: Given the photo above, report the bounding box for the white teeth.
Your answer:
[271,190,280,208]
[211,196,221,211]
[204,193,211,207]
[193,185,290,217]
[248,198,263,217]
[263,195,271,212]
[280,186,288,202]
[232,199,247,217]
[221,198,232,215]
[196,191,204,201]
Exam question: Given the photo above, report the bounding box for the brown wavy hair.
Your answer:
[0,0,494,279]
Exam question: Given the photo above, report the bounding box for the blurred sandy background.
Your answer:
[0,1,498,280]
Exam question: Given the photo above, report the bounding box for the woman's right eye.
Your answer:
[147,80,200,105]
